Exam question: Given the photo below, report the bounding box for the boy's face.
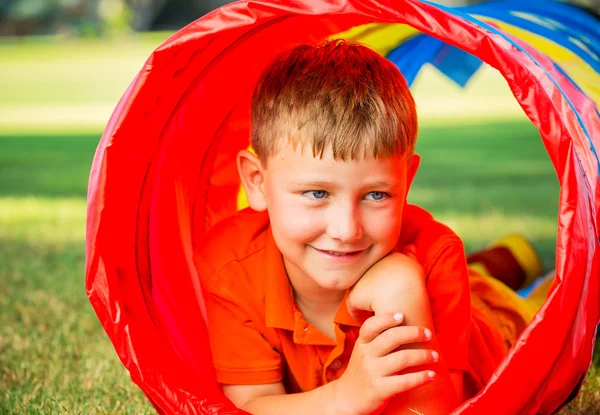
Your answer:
[258,143,420,297]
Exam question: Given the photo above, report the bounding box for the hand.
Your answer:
[347,246,424,321]
[332,312,438,415]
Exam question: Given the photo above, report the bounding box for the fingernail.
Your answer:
[424,329,432,339]
[431,351,439,362]
[393,312,403,321]
[427,371,436,380]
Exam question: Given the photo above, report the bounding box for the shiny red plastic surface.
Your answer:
[86,0,600,413]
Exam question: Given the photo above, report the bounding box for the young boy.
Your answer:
[195,40,538,414]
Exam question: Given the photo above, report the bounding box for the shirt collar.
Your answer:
[334,291,363,328]
[264,226,296,331]
[264,227,362,334]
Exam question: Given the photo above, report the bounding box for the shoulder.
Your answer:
[399,204,464,266]
[194,208,271,275]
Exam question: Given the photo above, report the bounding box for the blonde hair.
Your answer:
[251,39,418,165]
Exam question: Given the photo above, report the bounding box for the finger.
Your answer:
[382,370,436,397]
[358,312,404,344]
[378,349,439,376]
[371,325,432,356]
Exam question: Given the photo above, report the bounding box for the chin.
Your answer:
[315,272,360,291]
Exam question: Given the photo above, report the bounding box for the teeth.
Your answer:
[328,251,347,256]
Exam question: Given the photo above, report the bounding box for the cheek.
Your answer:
[363,206,403,244]
[267,192,324,242]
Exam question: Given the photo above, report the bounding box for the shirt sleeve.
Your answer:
[424,236,471,373]
[201,261,283,385]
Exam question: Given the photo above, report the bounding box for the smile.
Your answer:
[313,247,367,259]
[324,250,359,256]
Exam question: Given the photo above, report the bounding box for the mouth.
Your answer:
[313,247,368,258]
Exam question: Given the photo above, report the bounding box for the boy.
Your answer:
[195,40,535,414]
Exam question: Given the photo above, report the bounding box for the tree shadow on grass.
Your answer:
[0,132,100,198]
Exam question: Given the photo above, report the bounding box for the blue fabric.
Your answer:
[386,35,483,88]
[418,0,598,171]
[431,44,483,88]
[386,35,440,86]
[458,0,600,74]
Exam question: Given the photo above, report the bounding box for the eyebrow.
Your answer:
[289,179,396,189]
[361,180,396,189]
[289,180,337,189]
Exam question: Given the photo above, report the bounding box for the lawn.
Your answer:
[0,35,598,414]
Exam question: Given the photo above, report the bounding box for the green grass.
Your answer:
[0,33,174,132]
[0,34,171,106]
[0,35,597,414]
[0,131,154,413]
[411,120,559,270]
[1,119,597,413]
[0,133,99,198]
[0,33,522,132]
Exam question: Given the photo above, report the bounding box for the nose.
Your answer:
[326,202,363,243]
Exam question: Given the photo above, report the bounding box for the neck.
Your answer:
[293,286,344,342]
[283,257,346,316]
[293,288,345,316]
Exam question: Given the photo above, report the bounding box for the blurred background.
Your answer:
[0,0,598,413]
[0,0,598,36]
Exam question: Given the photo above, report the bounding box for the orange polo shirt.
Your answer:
[195,204,478,393]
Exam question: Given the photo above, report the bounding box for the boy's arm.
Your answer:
[222,312,438,415]
[348,251,462,414]
[222,381,337,415]
[348,249,464,399]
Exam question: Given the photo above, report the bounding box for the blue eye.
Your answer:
[304,190,328,199]
[365,191,388,201]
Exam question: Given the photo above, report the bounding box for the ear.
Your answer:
[405,153,421,194]
[237,149,268,211]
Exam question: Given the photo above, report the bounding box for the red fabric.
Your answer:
[86,0,599,413]
[195,205,473,393]
[467,247,526,290]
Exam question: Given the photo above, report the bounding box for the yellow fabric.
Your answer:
[237,185,249,210]
[333,23,420,57]
[468,262,492,279]
[236,146,255,210]
[488,233,544,286]
[474,15,600,108]
[468,267,545,350]
[526,271,556,310]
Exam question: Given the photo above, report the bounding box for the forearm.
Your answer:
[241,381,341,415]
[377,284,459,414]
[348,252,462,412]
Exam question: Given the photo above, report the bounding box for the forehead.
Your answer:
[265,143,409,183]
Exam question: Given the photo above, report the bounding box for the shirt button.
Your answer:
[330,359,342,370]
[304,326,308,332]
